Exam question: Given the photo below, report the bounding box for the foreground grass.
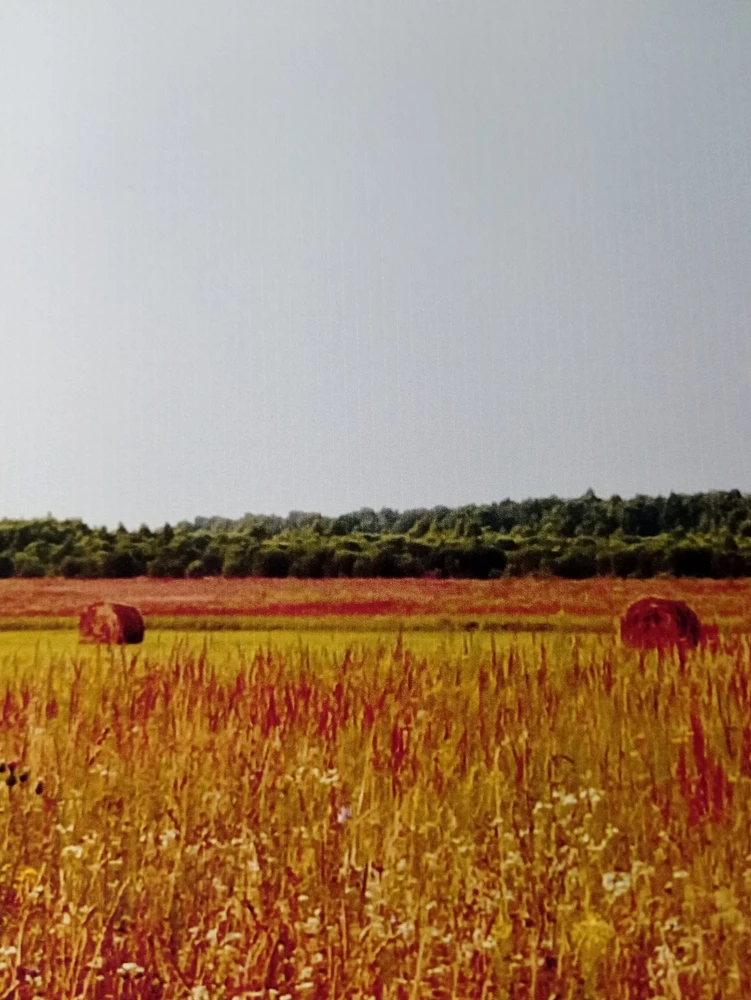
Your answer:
[0,631,749,997]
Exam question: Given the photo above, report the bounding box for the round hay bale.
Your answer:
[620,597,701,650]
[79,601,145,645]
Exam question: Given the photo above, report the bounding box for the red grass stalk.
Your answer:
[740,727,751,779]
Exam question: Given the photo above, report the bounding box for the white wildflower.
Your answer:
[117,963,144,977]
[602,871,632,897]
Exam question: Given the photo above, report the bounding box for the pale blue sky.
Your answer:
[1,1,750,527]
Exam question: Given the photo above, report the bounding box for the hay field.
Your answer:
[1,576,749,626]
[0,584,749,996]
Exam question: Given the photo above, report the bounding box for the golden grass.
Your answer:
[0,628,748,997]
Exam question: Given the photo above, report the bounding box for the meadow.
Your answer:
[0,580,749,998]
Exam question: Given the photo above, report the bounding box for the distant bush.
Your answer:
[13,552,45,578]
[200,552,224,576]
[668,545,713,578]
[252,548,291,578]
[553,550,598,579]
[102,550,141,578]
[369,548,404,578]
[596,552,614,575]
[336,540,362,553]
[505,546,556,577]
[408,516,431,538]
[0,554,13,578]
[496,537,519,551]
[351,555,375,578]
[711,550,746,578]
[289,549,327,579]
[611,548,642,578]
[459,546,507,579]
[222,546,257,577]
[146,554,189,578]
[328,550,358,577]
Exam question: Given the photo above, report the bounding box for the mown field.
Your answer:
[0,580,749,997]
[1,577,750,632]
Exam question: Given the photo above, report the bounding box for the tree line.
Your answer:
[1,489,751,580]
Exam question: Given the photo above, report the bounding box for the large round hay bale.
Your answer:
[79,602,145,645]
[620,597,701,650]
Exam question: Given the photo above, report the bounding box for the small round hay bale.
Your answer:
[620,597,701,650]
[79,602,145,645]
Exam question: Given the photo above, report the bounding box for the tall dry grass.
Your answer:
[0,630,749,998]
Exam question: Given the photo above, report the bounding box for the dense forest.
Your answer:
[1,490,751,580]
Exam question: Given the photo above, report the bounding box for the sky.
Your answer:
[1,1,750,529]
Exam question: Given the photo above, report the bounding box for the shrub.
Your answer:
[611,547,657,578]
[369,548,404,578]
[710,549,746,578]
[251,548,291,578]
[222,546,257,577]
[668,545,713,578]
[337,540,362,553]
[327,550,358,577]
[146,554,189,578]
[596,552,614,575]
[102,550,141,578]
[459,545,508,579]
[496,537,519,551]
[288,549,327,579]
[351,556,375,577]
[200,552,224,576]
[553,550,598,579]
[505,546,556,577]
[13,552,45,578]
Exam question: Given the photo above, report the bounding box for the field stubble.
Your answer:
[0,628,749,998]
